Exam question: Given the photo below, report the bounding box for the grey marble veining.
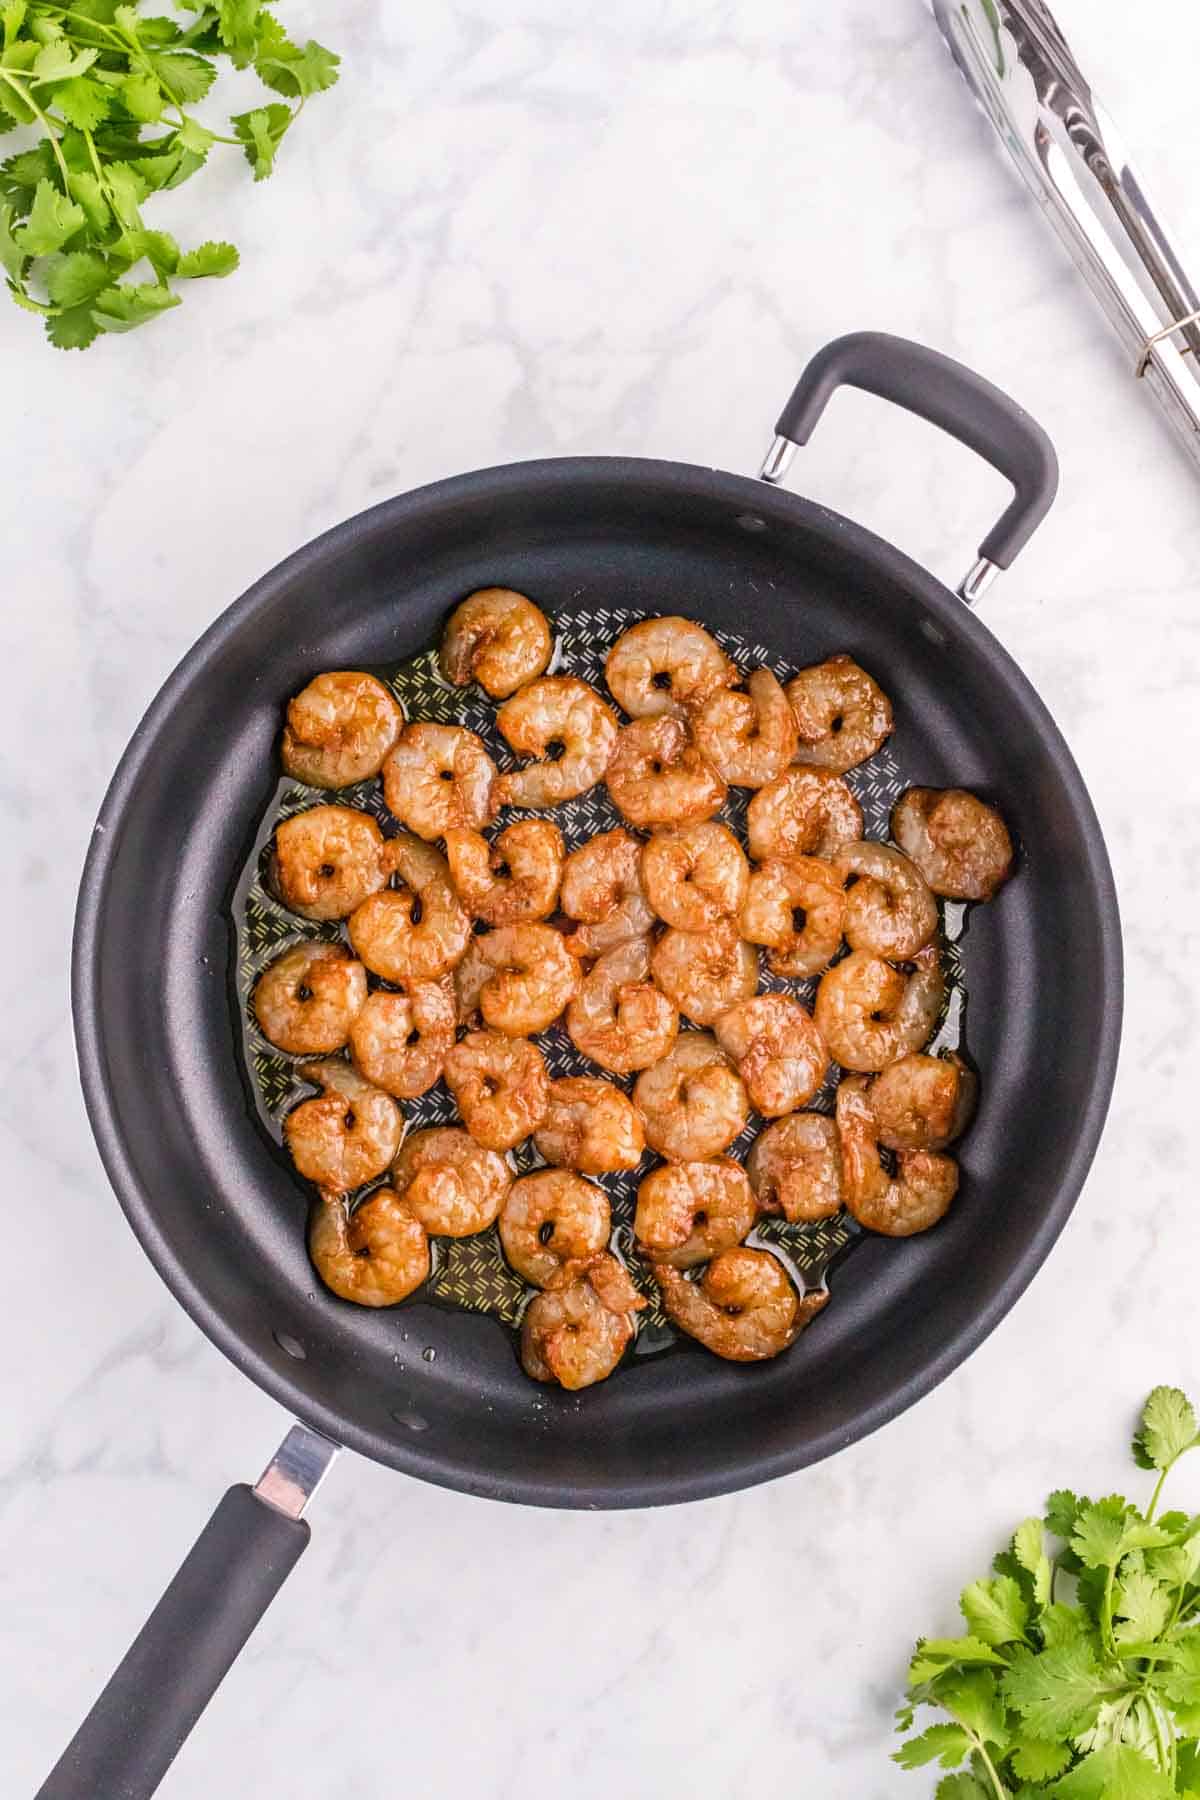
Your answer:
[5,1,1200,1795]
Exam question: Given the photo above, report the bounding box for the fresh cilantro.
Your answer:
[0,0,338,347]
[895,1386,1200,1800]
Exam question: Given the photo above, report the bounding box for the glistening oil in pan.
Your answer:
[227,609,975,1370]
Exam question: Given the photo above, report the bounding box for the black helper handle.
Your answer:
[776,331,1058,569]
[38,1484,310,1800]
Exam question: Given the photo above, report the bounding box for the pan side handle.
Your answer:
[36,1423,338,1800]
[760,330,1059,604]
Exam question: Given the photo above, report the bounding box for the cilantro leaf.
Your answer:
[1133,1388,1200,1473]
[92,279,179,328]
[1,141,57,204]
[45,246,109,304]
[1002,1641,1118,1738]
[175,238,237,277]
[1072,1502,1131,1571]
[65,168,110,231]
[893,1723,973,1770]
[53,75,110,129]
[215,0,260,67]
[937,1669,1009,1747]
[0,197,24,279]
[30,37,97,81]
[1011,1737,1073,1780]
[120,71,164,122]
[14,177,84,253]
[45,301,98,347]
[1039,1605,1093,1651]
[1013,1517,1054,1610]
[230,101,291,179]
[255,35,339,98]
[1113,1570,1172,1646]
[961,1576,1030,1647]
[148,49,215,102]
[1047,1744,1172,1798]
[935,1776,992,1800]
[1047,1491,1085,1540]
[909,1638,1009,1684]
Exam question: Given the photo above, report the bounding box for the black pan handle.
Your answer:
[762,330,1059,602]
[37,1424,338,1800]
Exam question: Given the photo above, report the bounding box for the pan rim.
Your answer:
[71,453,1123,1508]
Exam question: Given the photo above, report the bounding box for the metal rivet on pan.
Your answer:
[273,1329,307,1361]
[735,513,768,533]
[391,1409,430,1433]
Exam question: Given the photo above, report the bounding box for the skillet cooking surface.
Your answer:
[74,457,1120,1506]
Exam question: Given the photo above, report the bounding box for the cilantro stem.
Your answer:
[972,1736,1010,1800]
[0,69,71,186]
[1146,1464,1171,1524]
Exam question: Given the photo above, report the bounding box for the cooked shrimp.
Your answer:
[440,588,552,698]
[284,1060,403,1194]
[640,822,749,932]
[787,654,892,774]
[348,983,455,1098]
[650,920,758,1027]
[814,944,943,1072]
[633,1031,749,1161]
[253,941,367,1055]
[391,1126,510,1236]
[452,932,492,1024]
[605,616,736,718]
[308,1190,430,1306]
[654,1249,824,1362]
[833,841,937,959]
[836,1076,958,1235]
[533,1077,646,1174]
[713,994,829,1117]
[746,1113,842,1223]
[444,820,564,925]
[891,787,1014,901]
[560,828,656,955]
[634,1158,757,1268]
[520,1254,645,1390]
[739,855,845,978]
[443,1030,549,1151]
[746,768,863,862]
[382,723,497,841]
[495,677,619,807]
[499,1169,611,1286]
[281,671,404,790]
[693,669,798,788]
[605,715,726,828]
[566,935,679,1074]
[348,835,470,982]
[272,805,388,921]
[867,1051,977,1151]
[470,922,580,1036]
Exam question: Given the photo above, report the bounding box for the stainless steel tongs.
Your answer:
[929,0,1200,469]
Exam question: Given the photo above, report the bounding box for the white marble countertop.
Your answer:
[6,2,1200,1794]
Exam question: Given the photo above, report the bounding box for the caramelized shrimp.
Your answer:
[560,828,655,956]
[634,1158,757,1268]
[633,1031,749,1161]
[713,994,829,1117]
[348,835,470,982]
[253,941,367,1055]
[605,616,736,718]
[891,787,1014,901]
[867,1051,977,1151]
[746,1113,843,1223]
[284,1061,403,1194]
[281,672,403,790]
[836,1076,958,1235]
[499,1169,611,1286]
[382,723,497,841]
[308,1190,429,1306]
[495,677,619,807]
[444,820,564,925]
[391,1126,510,1235]
[640,823,749,933]
[693,669,798,788]
[566,935,678,1074]
[654,1249,824,1362]
[650,921,758,1027]
[443,1030,549,1151]
[833,841,937,959]
[814,945,943,1072]
[520,1254,645,1390]
[787,654,892,773]
[740,855,845,978]
[533,1077,646,1174]
[746,768,863,862]
[272,805,388,921]
[469,922,580,1036]
[348,983,455,1098]
[605,715,726,828]
[440,588,552,698]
